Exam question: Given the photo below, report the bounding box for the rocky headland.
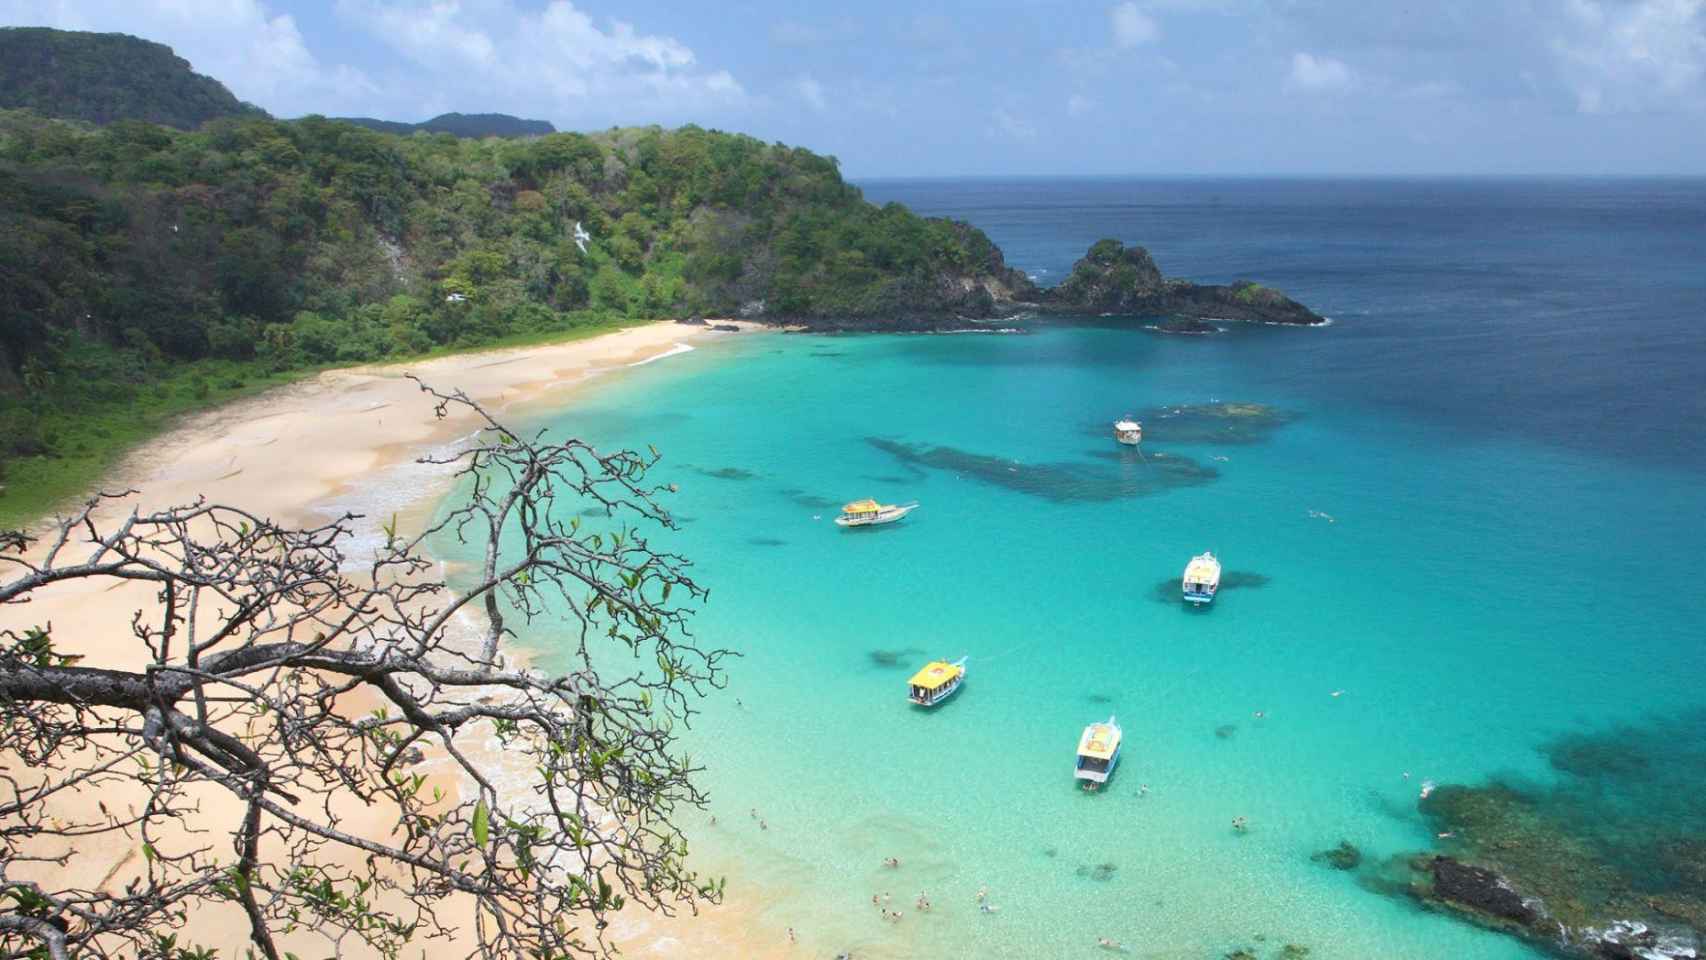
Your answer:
[1040,238,1325,326]
[762,235,1326,332]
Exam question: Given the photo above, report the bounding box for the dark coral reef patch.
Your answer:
[867,438,1216,503]
[1376,712,1706,958]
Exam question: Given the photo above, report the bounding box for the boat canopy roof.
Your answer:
[908,660,963,690]
[1077,719,1121,760]
[1184,552,1221,582]
[1114,420,1141,431]
[842,498,882,514]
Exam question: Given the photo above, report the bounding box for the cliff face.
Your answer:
[1044,238,1325,326]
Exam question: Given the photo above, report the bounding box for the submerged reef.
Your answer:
[1097,402,1298,447]
[867,437,1217,503]
[778,487,841,510]
[1374,712,1706,958]
[867,648,924,669]
[1074,861,1118,882]
[1150,570,1272,603]
[693,466,756,481]
[1312,842,1363,871]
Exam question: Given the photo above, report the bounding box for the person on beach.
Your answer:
[760,819,769,830]
[786,927,796,944]
[871,894,879,907]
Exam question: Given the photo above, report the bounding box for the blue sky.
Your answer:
[7,1,1706,175]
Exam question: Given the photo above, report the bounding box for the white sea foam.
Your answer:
[629,342,695,366]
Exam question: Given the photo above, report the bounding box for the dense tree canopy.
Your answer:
[0,110,1020,512]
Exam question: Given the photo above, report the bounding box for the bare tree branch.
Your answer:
[0,382,730,960]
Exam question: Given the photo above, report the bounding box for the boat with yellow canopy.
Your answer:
[907,656,967,707]
[1074,714,1122,785]
[834,498,919,528]
[1182,551,1222,605]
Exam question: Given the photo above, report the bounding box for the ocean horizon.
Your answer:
[435,176,1706,958]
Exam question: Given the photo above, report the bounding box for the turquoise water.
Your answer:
[497,322,1703,959]
[433,179,1706,958]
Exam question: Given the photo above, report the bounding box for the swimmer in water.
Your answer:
[980,903,1000,914]
[1331,689,1345,698]
[1253,710,1266,720]
[976,885,988,903]
[1232,816,1249,833]
[1098,937,1123,951]
[1139,783,1150,797]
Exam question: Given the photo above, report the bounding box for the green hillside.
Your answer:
[0,109,1027,523]
[337,113,557,138]
[0,28,259,129]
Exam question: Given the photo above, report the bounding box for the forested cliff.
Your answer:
[0,108,1027,507]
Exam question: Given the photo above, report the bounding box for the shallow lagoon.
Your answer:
[439,178,1706,958]
[480,319,1705,959]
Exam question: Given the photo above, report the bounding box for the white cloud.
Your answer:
[988,107,1037,141]
[1552,0,1706,113]
[795,75,827,112]
[2,0,377,116]
[1,0,746,125]
[1067,93,1095,116]
[1110,2,1160,47]
[335,0,746,122]
[1286,51,1356,93]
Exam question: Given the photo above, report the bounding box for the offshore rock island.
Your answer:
[759,235,1327,332]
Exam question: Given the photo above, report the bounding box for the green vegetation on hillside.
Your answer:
[0,28,259,129]
[0,109,1017,523]
[337,113,557,138]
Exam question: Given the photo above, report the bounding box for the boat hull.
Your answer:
[835,504,917,527]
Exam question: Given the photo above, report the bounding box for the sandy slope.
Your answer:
[2,320,797,960]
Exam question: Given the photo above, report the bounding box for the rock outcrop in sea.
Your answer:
[1366,713,1706,960]
[1040,239,1326,326]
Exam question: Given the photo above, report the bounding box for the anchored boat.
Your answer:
[907,656,967,707]
[1182,551,1222,605]
[834,498,918,528]
[1113,418,1143,445]
[1075,714,1122,785]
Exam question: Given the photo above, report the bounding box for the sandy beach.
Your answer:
[4,319,800,960]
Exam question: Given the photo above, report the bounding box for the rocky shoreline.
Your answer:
[725,236,1327,333]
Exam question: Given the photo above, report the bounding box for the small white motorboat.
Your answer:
[1113,418,1143,445]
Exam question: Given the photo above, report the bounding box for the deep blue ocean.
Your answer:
[471,178,1706,959]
